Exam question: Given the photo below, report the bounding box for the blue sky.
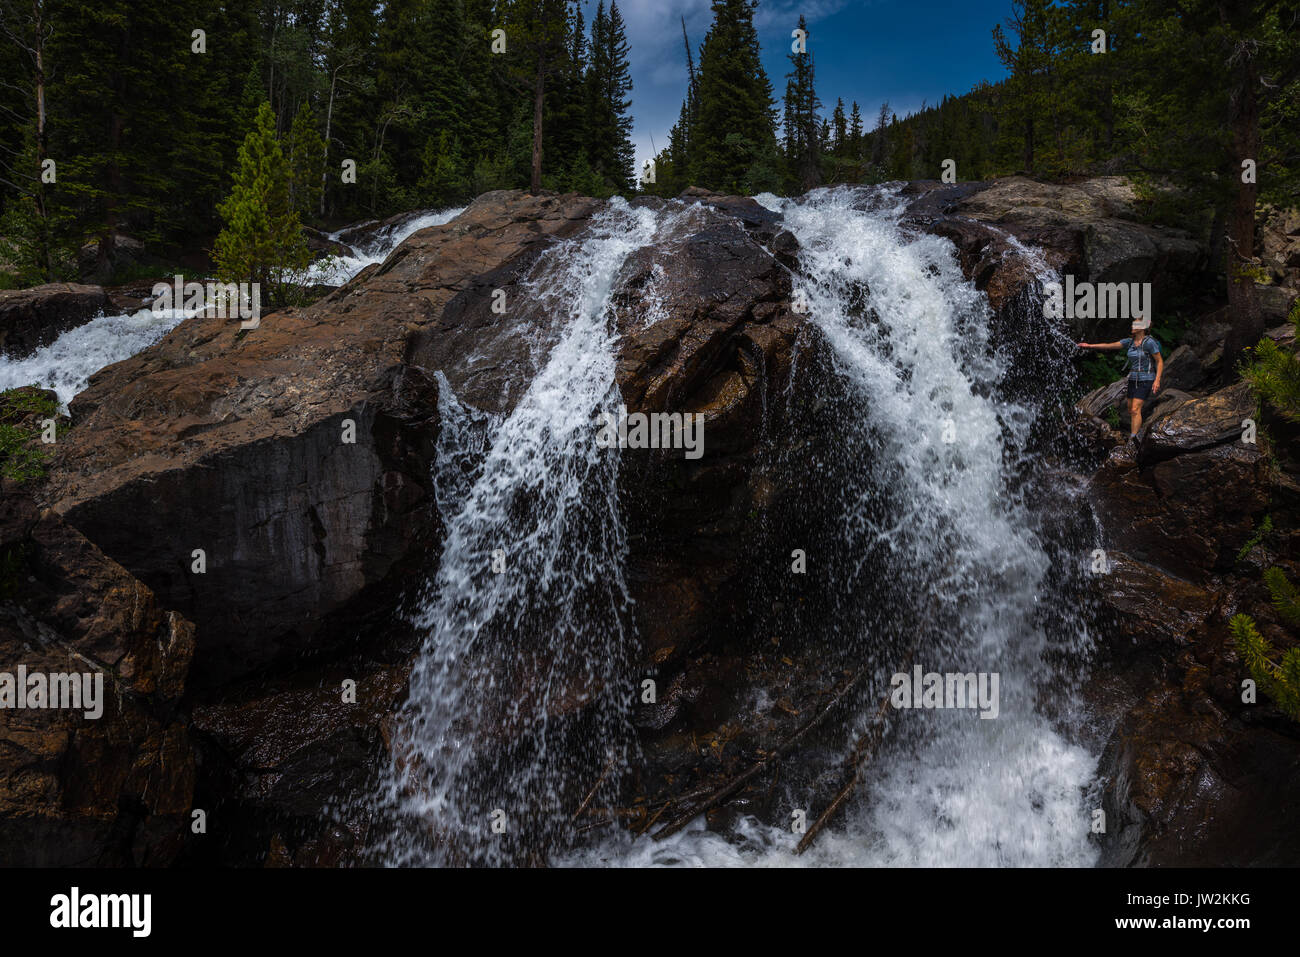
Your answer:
[592,0,1017,170]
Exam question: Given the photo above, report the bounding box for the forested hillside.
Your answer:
[1,0,1296,320]
[0,0,635,285]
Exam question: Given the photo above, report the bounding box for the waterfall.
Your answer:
[784,184,1099,867]
[380,199,674,865]
[0,308,190,410]
[564,186,1099,867]
[342,185,1099,867]
[0,209,467,412]
[307,206,467,285]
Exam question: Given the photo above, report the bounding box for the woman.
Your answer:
[1077,322,1163,441]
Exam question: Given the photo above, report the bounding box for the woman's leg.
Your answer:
[1129,397,1143,436]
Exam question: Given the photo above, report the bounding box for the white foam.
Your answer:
[0,308,190,410]
[307,207,467,285]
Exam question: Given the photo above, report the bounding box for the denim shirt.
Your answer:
[1120,336,1160,381]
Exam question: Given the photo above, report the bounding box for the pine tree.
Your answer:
[1231,607,1300,722]
[419,129,468,204]
[848,101,864,160]
[286,102,326,221]
[49,0,222,272]
[1244,301,1300,418]
[214,102,310,307]
[831,98,847,156]
[782,13,820,191]
[691,0,775,193]
[0,0,62,282]
[869,101,890,173]
[601,2,635,190]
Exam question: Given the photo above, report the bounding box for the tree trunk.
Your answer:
[531,54,545,194]
[321,68,338,218]
[33,0,52,280]
[1219,23,1262,382]
[100,34,127,281]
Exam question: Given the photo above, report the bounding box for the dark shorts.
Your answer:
[1127,378,1154,400]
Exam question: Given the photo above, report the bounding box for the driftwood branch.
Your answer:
[570,755,618,823]
[652,663,875,841]
[794,653,911,855]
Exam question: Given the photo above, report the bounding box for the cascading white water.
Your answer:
[381,199,676,865]
[0,208,467,411]
[0,308,190,409]
[566,186,1098,867]
[307,206,466,285]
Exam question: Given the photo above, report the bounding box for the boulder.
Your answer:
[187,654,409,865]
[610,197,801,665]
[1259,203,1300,289]
[0,283,112,358]
[915,176,1205,341]
[1256,284,1297,324]
[1092,551,1217,648]
[77,232,148,284]
[1094,568,1300,866]
[0,484,195,865]
[40,190,596,684]
[1090,382,1269,581]
[302,226,354,261]
[1141,380,1255,461]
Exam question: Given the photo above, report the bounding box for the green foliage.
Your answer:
[783,14,822,191]
[1242,309,1300,424]
[1078,352,1126,393]
[584,2,635,192]
[1152,312,1191,352]
[1231,612,1300,722]
[0,0,646,266]
[1238,514,1275,563]
[0,192,77,287]
[286,102,326,221]
[1265,567,1300,628]
[0,424,47,483]
[213,102,311,306]
[0,387,61,484]
[688,0,776,194]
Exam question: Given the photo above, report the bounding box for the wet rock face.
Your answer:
[1088,384,1267,582]
[41,190,597,685]
[1093,554,1300,868]
[0,484,195,865]
[1080,367,1300,865]
[303,226,353,261]
[184,654,410,866]
[0,283,112,358]
[610,198,802,668]
[403,191,600,414]
[906,176,1205,341]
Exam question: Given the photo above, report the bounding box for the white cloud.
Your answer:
[605,0,863,175]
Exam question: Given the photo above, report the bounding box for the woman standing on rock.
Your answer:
[1077,321,1163,441]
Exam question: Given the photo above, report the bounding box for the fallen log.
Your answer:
[652,663,873,841]
[571,755,618,823]
[795,652,912,855]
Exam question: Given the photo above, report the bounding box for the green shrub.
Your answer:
[0,387,62,484]
[1231,609,1300,721]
